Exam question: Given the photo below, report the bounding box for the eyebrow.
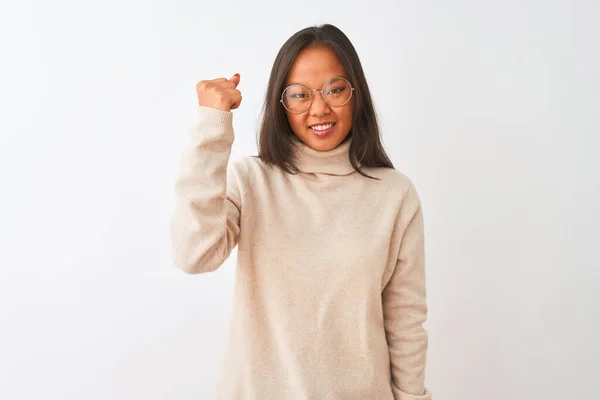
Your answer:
[285,75,348,87]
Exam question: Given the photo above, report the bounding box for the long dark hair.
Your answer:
[257,24,394,178]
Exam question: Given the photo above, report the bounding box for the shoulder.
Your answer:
[363,166,419,196]
[232,154,289,180]
[230,155,270,177]
[361,166,423,215]
[228,155,275,191]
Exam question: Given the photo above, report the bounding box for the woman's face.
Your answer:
[283,46,354,152]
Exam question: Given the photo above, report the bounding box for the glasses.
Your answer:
[280,77,355,114]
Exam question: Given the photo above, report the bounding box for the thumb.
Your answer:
[229,73,241,88]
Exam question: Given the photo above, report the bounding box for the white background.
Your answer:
[1,1,599,399]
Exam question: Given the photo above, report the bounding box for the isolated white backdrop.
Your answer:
[1,0,598,399]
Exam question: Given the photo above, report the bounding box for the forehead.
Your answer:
[286,46,347,86]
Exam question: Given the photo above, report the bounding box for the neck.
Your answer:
[292,136,357,176]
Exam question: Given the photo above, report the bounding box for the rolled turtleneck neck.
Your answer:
[291,136,357,176]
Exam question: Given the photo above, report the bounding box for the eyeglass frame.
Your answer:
[279,76,355,114]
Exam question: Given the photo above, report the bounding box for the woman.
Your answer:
[171,24,432,400]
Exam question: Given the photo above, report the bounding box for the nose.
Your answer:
[309,90,331,117]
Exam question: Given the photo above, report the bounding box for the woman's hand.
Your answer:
[196,73,242,112]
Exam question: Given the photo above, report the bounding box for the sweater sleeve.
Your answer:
[170,106,245,274]
[382,183,432,400]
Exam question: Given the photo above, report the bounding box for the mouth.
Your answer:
[309,122,336,137]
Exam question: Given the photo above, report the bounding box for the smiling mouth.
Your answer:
[309,122,336,131]
[309,122,336,137]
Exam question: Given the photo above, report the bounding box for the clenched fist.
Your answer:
[196,73,242,112]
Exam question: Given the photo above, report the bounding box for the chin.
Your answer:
[299,128,350,151]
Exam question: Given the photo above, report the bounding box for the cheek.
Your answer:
[287,114,308,132]
[335,107,353,128]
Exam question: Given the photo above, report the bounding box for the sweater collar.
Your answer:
[292,136,357,176]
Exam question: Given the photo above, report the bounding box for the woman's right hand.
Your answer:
[196,73,242,112]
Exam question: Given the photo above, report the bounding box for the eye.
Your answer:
[327,86,346,95]
[290,93,309,99]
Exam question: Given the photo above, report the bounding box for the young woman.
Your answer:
[171,24,432,400]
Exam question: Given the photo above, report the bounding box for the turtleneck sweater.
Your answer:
[170,106,432,400]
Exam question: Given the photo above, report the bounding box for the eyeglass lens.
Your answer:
[282,77,352,113]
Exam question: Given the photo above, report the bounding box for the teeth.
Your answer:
[311,123,333,131]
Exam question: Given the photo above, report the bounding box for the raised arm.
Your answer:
[170,74,245,274]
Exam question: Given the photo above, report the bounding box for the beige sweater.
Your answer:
[170,106,432,400]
